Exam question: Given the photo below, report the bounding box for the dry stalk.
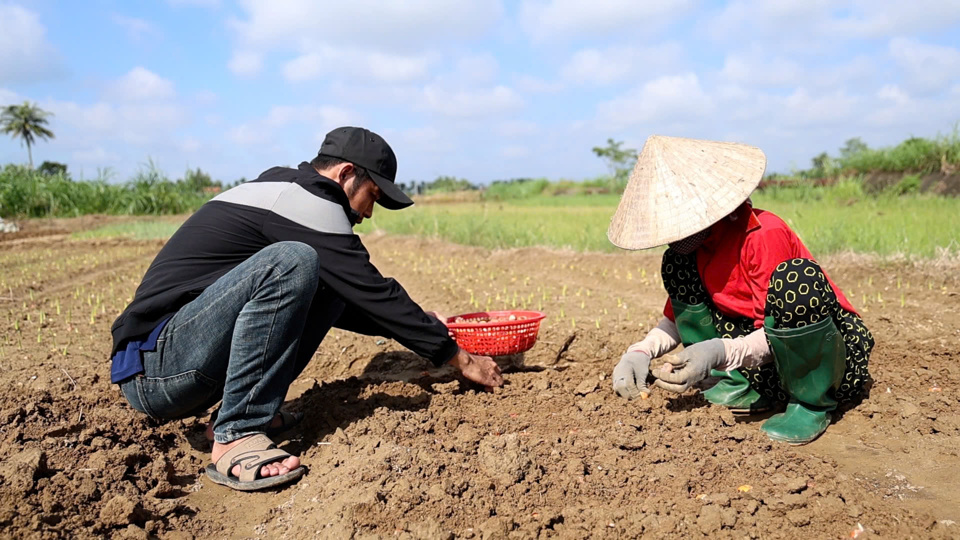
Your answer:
[60,367,77,389]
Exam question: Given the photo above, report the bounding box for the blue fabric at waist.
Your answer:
[110,318,170,384]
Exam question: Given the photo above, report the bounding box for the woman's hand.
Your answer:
[612,351,652,399]
[651,339,726,393]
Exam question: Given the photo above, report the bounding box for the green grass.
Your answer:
[505,193,623,207]
[73,220,184,240]
[841,131,960,174]
[358,183,960,259]
[0,164,211,218]
[357,200,619,252]
[753,196,958,259]
[482,176,625,200]
[68,178,959,259]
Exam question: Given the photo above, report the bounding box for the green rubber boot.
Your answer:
[671,300,769,413]
[671,300,718,346]
[761,316,846,445]
[701,368,772,414]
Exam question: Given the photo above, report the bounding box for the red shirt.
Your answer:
[664,203,857,328]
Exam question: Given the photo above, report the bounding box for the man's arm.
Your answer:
[333,304,386,336]
[263,215,457,366]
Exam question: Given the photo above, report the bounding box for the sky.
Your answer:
[1,0,959,185]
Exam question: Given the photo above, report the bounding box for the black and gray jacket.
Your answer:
[110,162,458,366]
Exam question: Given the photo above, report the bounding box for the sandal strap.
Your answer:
[214,434,279,477]
[236,448,292,483]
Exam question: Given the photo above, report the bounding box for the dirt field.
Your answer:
[1,218,958,539]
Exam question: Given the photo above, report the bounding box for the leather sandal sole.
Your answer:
[204,464,304,491]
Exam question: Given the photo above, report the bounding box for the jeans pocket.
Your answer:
[138,370,220,420]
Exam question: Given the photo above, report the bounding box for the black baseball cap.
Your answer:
[317,126,413,210]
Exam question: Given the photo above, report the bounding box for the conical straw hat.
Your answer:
[607,135,766,250]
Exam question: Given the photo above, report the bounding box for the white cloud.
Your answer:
[226,1,503,82]
[230,0,502,51]
[282,49,433,84]
[826,0,960,38]
[561,42,684,86]
[498,120,539,137]
[0,87,19,104]
[419,85,523,118]
[0,4,63,84]
[520,0,693,41]
[779,89,859,128]
[719,54,804,87]
[264,105,355,128]
[453,54,500,85]
[706,0,960,46]
[227,124,263,146]
[501,145,530,158]
[877,84,910,106]
[716,49,883,94]
[513,74,564,94]
[228,104,358,146]
[106,67,176,101]
[596,77,958,170]
[228,51,263,77]
[43,98,189,147]
[390,126,457,155]
[707,0,833,43]
[111,14,160,41]
[864,91,960,131]
[167,0,221,7]
[193,90,218,106]
[178,137,203,153]
[72,147,121,164]
[596,73,712,129]
[376,125,467,181]
[889,38,960,94]
[700,86,860,130]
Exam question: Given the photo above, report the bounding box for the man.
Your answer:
[609,135,873,445]
[110,126,503,491]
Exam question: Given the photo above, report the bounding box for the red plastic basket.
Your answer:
[445,310,547,356]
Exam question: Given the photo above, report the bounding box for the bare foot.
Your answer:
[211,435,300,479]
[205,413,288,442]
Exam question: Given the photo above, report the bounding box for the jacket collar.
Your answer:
[296,162,361,225]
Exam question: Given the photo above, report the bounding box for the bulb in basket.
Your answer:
[445,310,547,357]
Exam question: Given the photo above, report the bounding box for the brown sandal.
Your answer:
[204,434,304,491]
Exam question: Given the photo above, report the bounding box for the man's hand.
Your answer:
[651,338,726,393]
[448,348,503,390]
[612,351,652,399]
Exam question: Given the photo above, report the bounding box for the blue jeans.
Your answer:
[119,242,344,444]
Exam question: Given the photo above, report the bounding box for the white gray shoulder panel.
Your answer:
[212,182,353,234]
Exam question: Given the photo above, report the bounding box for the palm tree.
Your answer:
[1,101,55,168]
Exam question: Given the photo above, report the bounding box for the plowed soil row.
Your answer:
[0,224,958,539]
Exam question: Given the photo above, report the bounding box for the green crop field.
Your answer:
[73,185,959,259]
[355,186,960,259]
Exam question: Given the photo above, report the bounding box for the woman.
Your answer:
[608,135,873,445]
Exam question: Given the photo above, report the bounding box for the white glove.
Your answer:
[612,351,652,399]
[652,339,726,393]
